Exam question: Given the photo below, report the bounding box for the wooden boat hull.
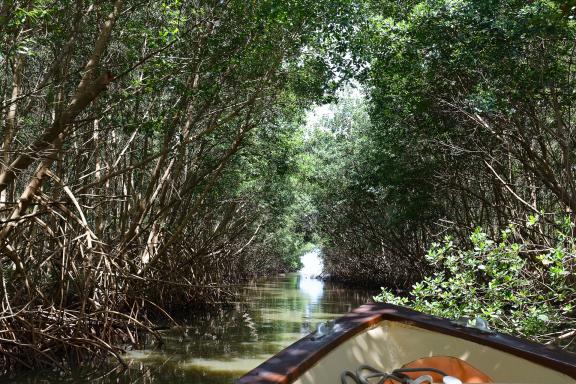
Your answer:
[237,304,576,383]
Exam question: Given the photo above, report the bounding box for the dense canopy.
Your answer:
[0,0,575,375]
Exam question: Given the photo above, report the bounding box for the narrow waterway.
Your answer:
[11,250,375,383]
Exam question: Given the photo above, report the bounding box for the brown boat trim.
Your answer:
[237,303,576,384]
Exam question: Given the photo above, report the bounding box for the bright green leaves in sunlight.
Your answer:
[376,222,576,344]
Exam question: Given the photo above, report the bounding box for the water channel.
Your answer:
[11,249,375,383]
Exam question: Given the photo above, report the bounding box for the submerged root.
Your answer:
[0,305,148,374]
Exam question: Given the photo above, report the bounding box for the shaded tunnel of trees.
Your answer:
[0,0,575,374]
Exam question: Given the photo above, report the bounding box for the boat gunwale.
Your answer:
[236,303,576,384]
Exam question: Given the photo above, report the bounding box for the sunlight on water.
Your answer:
[181,356,273,374]
[299,248,325,323]
[299,248,323,278]
[298,277,323,304]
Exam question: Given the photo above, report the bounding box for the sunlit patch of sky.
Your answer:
[303,82,366,139]
[304,104,334,134]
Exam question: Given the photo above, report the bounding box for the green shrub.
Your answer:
[375,218,576,346]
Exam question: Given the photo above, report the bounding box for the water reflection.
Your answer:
[298,248,324,305]
[9,252,375,384]
[298,250,325,335]
[298,276,323,303]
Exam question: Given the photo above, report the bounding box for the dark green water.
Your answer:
[9,272,374,384]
